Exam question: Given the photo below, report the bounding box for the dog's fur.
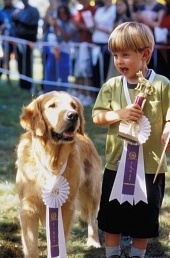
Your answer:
[16,91,102,258]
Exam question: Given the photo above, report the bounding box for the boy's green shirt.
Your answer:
[92,74,170,174]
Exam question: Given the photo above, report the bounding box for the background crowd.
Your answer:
[0,0,170,105]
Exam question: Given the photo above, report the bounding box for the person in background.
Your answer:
[154,0,170,79]
[73,0,96,45]
[92,21,170,258]
[40,0,58,93]
[0,0,16,81]
[160,0,170,36]
[43,4,78,93]
[132,0,166,31]
[72,0,97,106]
[12,0,39,90]
[92,0,116,92]
[130,0,145,21]
[106,0,132,82]
[114,0,131,27]
[132,0,166,79]
[42,0,58,41]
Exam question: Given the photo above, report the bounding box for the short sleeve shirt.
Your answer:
[92,73,170,174]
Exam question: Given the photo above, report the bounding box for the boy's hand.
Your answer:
[161,121,170,152]
[119,104,143,122]
[161,132,170,152]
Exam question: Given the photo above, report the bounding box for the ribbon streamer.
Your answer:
[109,142,148,205]
[42,175,70,258]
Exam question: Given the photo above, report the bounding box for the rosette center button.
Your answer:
[52,188,59,196]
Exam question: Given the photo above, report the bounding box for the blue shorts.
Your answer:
[97,168,165,238]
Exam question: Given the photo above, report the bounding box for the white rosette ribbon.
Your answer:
[119,115,151,144]
[42,175,70,208]
[42,174,70,258]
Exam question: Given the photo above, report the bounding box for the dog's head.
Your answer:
[20,91,85,143]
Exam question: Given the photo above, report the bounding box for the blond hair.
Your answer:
[108,22,155,63]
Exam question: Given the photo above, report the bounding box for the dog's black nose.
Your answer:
[66,111,78,122]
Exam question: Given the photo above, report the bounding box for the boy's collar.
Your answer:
[124,69,152,89]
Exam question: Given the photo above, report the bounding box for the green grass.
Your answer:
[0,80,170,257]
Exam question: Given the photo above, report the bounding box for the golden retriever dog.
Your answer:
[16,91,102,258]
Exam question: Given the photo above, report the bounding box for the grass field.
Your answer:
[0,79,170,258]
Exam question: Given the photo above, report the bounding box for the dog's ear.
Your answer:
[77,101,85,135]
[20,98,46,136]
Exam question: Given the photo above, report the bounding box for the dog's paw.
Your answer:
[87,238,101,248]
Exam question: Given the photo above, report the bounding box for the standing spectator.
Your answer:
[106,0,132,95]
[154,0,170,79]
[130,0,145,21]
[42,0,58,42]
[41,0,58,93]
[72,0,97,105]
[132,0,166,31]
[160,0,170,33]
[156,0,170,43]
[0,0,16,81]
[43,5,78,93]
[92,0,116,90]
[12,0,39,90]
[73,0,96,44]
[114,0,131,27]
[132,0,166,77]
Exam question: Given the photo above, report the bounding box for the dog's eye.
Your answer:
[48,103,56,108]
[71,102,77,109]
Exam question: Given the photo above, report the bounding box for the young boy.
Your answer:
[92,22,170,258]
